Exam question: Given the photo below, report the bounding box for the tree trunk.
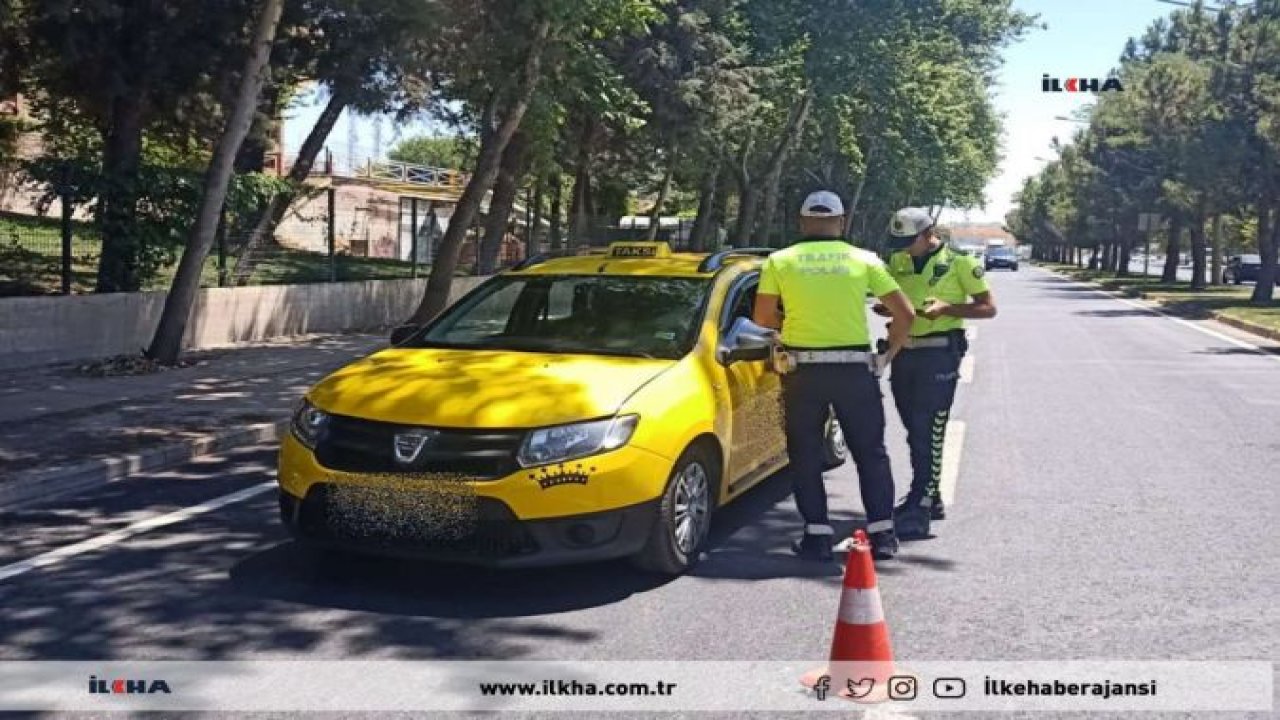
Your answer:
[1210,214,1223,285]
[689,159,720,252]
[1162,217,1182,283]
[1252,202,1277,304]
[528,178,543,254]
[1189,209,1207,290]
[730,135,756,247]
[410,20,551,324]
[146,0,285,364]
[733,185,758,248]
[752,90,813,247]
[477,131,529,274]
[95,94,146,293]
[548,173,563,251]
[844,164,872,239]
[231,86,350,285]
[645,142,678,242]
[569,159,590,248]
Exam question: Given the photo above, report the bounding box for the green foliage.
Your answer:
[388,135,473,170]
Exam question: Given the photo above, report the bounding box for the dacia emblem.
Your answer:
[393,429,439,465]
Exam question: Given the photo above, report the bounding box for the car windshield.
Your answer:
[1241,255,1261,264]
[989,248,1015,258]
[407,275,711,360]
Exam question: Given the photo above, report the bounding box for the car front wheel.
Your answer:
[632,444,716,575]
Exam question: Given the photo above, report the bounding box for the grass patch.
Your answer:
[0,213,425,295]
[1038,261,1280,336]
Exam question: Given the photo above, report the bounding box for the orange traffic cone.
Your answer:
[800,529,897,703]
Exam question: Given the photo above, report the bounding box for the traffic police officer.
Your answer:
[753,191,916,561]
[878,207,997,540]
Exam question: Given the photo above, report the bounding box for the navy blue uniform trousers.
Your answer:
[781,362,895,532]
[889,334,967,508]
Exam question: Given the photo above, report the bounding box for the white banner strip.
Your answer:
[0,660,1270,712]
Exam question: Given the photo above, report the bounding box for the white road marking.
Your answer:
[0,482,274,583]
[939,421,966,506]
[1050,269,1280,365]
[959,354,975,384]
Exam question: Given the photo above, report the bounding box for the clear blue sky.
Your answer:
[943,0,1180,225]
[283,0,1182,224]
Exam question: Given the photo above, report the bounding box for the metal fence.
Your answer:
[0,204,727,298]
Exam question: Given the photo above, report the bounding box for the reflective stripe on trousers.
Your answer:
[889,347,963,505]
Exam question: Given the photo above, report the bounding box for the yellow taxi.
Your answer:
[277,242,846,574]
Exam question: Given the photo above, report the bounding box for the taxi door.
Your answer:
[715,272,786,493]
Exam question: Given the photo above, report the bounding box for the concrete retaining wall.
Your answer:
[0,276,490,370]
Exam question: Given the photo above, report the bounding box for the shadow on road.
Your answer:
[1194,346,1280,357]
[230,541,673,619]
[231,467,865,615]
[1072,308,1156,318]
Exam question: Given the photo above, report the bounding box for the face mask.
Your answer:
[886,235,915,251]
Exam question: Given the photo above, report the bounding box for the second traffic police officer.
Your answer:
[879,208,997,540]
[752,191,916,561]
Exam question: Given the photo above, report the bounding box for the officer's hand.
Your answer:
[922,300,952,320]
[871,303,892,318]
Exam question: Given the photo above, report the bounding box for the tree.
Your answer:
[146,0,286,364]
[230,0,440,284]
[389,135,472,169]
[16,0,262,291]
[407,0,663,325]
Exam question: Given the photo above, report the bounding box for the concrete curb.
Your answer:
[1212,312,1280,344]
[1039,265,1280,345]
[0,420,287,510]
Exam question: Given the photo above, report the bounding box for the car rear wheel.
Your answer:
[823,410,847,470]
[632,443,716,575]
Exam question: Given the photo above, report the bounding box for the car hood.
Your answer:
[307,347,677,428]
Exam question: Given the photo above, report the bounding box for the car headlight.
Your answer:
[291,400,330,449]
[517,415,639,467]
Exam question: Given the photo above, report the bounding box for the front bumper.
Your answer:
[278,487,657,567]
[275,432,674,567]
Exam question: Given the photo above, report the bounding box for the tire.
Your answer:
[822,409,847,470]
[632,443,717,575]
[1012,264,1020,272]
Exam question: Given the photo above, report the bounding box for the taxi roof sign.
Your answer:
[608,241,672,259]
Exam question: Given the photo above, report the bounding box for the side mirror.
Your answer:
[717,317,776,366]
[389,324,421,345]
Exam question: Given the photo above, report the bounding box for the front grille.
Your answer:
[297,484,538,558]
[314,414,523,478]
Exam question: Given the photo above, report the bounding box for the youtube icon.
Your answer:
[933,678,967,699]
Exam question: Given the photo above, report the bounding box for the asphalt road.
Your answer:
[1,267,1278,716]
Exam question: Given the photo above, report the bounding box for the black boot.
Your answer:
[896,496,945,521]
[791,533,834,562]
[894,504,931,540]
[868,530,899,560]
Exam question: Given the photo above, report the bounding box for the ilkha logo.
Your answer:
[1042,74,1124,92]
[88,676,172,694]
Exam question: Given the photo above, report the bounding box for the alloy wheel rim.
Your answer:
[828,420,846,458]
[673,462,709,554]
